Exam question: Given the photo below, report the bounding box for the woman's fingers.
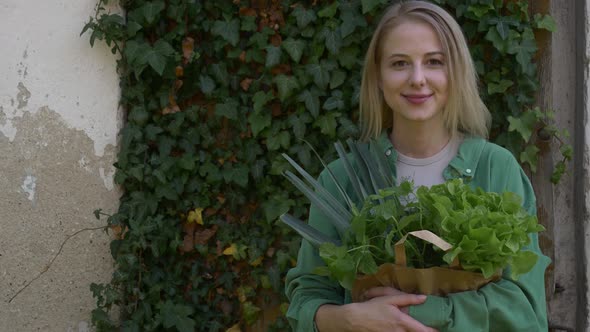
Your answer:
[385,293,428,307]
[344,297,436,332]
[361,286,405,301]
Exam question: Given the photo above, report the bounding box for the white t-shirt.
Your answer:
[395,134,462,188]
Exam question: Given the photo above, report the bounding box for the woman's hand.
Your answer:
[315,290,437,332]
[359,286,416,312]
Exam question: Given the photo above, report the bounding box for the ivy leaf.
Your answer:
[338,117,359,137]
[216,100,239,120]
[242,302,262,325]
[212,19,240,46]
[274,75,299,101]
[241,16,257,32]
[361,0,382,14]
[507,110,540,143]
[143,40,175,75]
[323,90,345,111]
[484,28,509,54]
[314,113,339,137]
[282,38,306,63]
[223,165,249,187]
[129,106,149,126]
[126,20,143,37]
[178,155,196,171]
[520,144,540,173]
[298,89,321,118]
[199,75,216,95]
[252,91,274,114]
[551,161,567,184]
[341,11,367,38]
[200,162,223,182]
[321,27,342,54]
[338,47,360,69]
[248,112,271,137]
[330,70,346,89]
[561,144,573,160]
[293,7,316,29]
[267,131,291,151]
[507,29,537,73]
[123,40,145,64]
[467,4,492,18]
[487,79,513,94]
[534,14,557,32]
[288,115,307,139]
[265,46,282,68]
[262,193,295,222]
[157,301,195,332]
[251,159,267,179]
[306,63,331,89]
[318,2,338,18]
[138,1,165,25]
[210,63,229,87]
[488,16,517,40]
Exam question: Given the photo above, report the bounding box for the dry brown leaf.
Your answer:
[226,323,241,332]
[194,227,217,246]
[182,37,195,61]
[175,66,184,77]
[240,78,253,91]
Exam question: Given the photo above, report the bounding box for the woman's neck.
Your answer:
[390,122,451,158]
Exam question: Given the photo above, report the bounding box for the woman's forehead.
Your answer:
[380,20,443,57]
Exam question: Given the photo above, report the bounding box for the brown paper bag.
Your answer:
[351,230,500,301]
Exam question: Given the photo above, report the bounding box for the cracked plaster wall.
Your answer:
[0,1,120,331]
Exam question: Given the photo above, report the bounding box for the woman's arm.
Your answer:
[316,296,435,332]
[284,163,349,332]
[409,150,550,331]
[284,161,435,332]
[409,234,549,331]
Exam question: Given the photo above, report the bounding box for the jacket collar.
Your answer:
[372,131,486,181]
[444,136,486,180]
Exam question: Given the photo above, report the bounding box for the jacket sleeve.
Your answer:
[284,165,347,332]
[409,152,551,331]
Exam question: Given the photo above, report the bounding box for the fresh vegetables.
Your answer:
[280,139,545,290]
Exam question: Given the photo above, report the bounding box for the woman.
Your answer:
[285,1,550,331]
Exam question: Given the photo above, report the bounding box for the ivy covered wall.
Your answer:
[84,0,563,330]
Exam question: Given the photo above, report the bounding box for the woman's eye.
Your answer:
[391,61,408,68]
[427,58,444,66]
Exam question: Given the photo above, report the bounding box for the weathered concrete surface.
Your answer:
[530,0,581,329]
[0,0,120,331]
[540,0,579,329]
[0,109,117,331]
[581,0,590,330]
[0,1,121,156]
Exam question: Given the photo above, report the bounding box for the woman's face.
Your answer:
[378,19,448,128]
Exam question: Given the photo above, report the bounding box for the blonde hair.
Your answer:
[359,0,491,141]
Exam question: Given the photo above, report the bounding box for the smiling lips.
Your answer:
[403,93,433,104]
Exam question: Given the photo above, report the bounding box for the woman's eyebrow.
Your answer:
[385,51,445,59]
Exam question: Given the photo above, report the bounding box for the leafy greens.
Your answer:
[280,139,545,290]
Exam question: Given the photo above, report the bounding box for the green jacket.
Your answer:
[285,134,551,332]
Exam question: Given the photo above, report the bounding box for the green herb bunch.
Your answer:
[281,140,545,290]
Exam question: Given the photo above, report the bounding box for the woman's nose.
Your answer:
[410,65,426,87]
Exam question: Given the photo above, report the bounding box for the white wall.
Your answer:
[0,0,120,331]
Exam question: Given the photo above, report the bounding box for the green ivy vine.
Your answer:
[83,0,566,331]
